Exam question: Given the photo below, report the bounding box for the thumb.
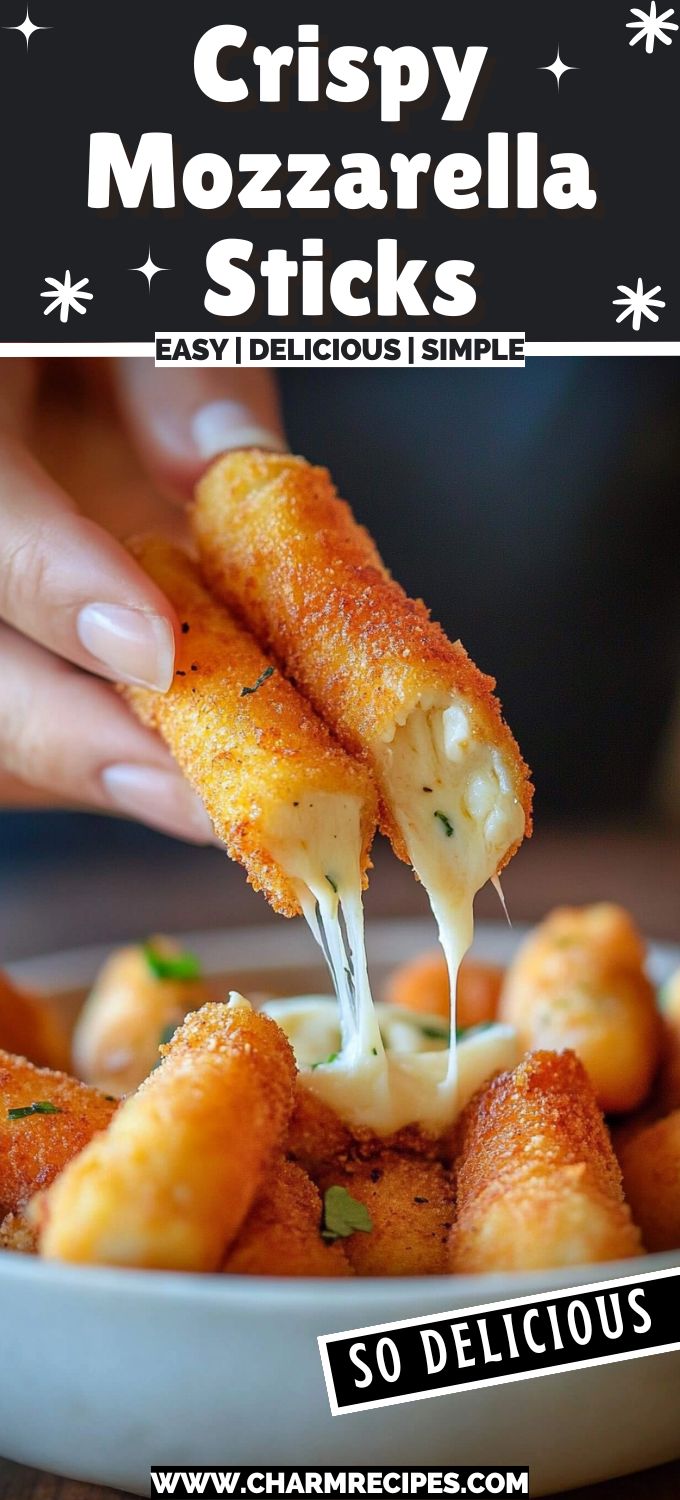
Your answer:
[114,361,286,501]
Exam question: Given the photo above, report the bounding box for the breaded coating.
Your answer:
[124,537,377,918]
[386,951,503,1030]
[499,905,661,1114]
[0,1211,37,1255]
[287,1078,442,1183]
[34,999,296,1270]
[318,1155,452,1276]
[0,970,70,1071]
[224,1159,351,1277]
[194,452,532,870]
[617,1110,680,1251]
[449,1050,642,1273]
[72,937,209,1096]
[0,1050,116,1215]
[287,1081,355,1180]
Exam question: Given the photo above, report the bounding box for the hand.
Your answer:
[0,359,284,841]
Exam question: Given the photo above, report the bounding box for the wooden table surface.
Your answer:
[1,824,679,1499]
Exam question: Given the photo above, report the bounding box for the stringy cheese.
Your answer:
[263,695,524,1134]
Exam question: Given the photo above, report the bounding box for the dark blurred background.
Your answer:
[2,359,679,960]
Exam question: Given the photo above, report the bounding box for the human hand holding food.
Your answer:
[0,360,283,841]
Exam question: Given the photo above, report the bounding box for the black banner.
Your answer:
[319,1268,680,1415]
[0,0,677,341]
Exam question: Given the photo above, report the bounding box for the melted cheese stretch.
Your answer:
[263,696,524,1133]
[375,697,525,1091]
[264,794,382,1062]
[263,997,521,1135]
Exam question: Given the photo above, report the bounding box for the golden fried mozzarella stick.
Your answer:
[34,999,296,1270]
[125,537,380,1059]
[0,970,70,1072]
[224,1159,352,1278]
[0,1051,117,1216]
[72,936,209,1097]
[499,905,661,1113]
[318,1155,453,1277]
[194,452,532,1091]
[449,1051,641,1273]
[617,1110,680,1252]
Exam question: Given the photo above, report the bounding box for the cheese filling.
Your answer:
[262,996,521,1135]
[263,696,524,1134]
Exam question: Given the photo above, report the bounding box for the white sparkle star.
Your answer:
[40,270,93,325]
[4,6,49,45]
[627,3,678,52]
[131,248,167,289]
[539,46,578,88]
[612,278,665,332]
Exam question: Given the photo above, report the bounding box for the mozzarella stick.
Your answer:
[449,1051,641,1273]
[223,1159,351,1277]
[72,936,209,1097]
[34,999,296,1270]
[194,452,532,1048]
[0,1050,116,1215]
[617,1110,680,1252]
[0,970,70,1071]
[125,537,380,1059]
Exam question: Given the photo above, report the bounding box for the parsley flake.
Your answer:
[240,666,275,697]
[8,1100,62,1120]
[325,874,338,894]
[434,810,454,837]
[322,1185,373,1241]
[311,1051,339,1070]
[143,944,202,981]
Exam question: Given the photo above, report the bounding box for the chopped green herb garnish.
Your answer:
[419,1022,449,1041]
[8,1100,62,1120]
[371,1046,378,1055]
[143,944,202,981]
[240,665,275,697]
[322,1185,373,1241]
[325,874,338,894]
[434,810,454,837]
[159,1021,180,1047]
[311,1051,339,1070]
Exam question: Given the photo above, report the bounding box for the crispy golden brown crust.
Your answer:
[316,1155,453,1276]
[0,1049,117,1216]
[449,1050,641,1272]
[617,1109,680,1251]
[193,451,532,869]
[0,971,70,1072]
[287,1078,444,1183]
[223,1158,351,1277]
[499,905,661,1114]
[124,537,377,917]
[35,1001,297,1270]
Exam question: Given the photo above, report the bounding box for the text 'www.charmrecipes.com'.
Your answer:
[155,333,525,367]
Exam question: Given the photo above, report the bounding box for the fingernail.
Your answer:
[191,400,285,461]
[77,605,175,691]
[101,764,216,844]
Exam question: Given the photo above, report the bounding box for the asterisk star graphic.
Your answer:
[131,248,167,289]
[627,3,678,51]
[40,271,93,324]
[612,278,665,331]
[539,46,578,88]
[4,6,49,45]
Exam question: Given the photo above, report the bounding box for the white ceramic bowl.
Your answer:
[2,920,680,1497]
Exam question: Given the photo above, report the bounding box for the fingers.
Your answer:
[0,624,214,843]
[0,435,177,689]
[113,362,286,500]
